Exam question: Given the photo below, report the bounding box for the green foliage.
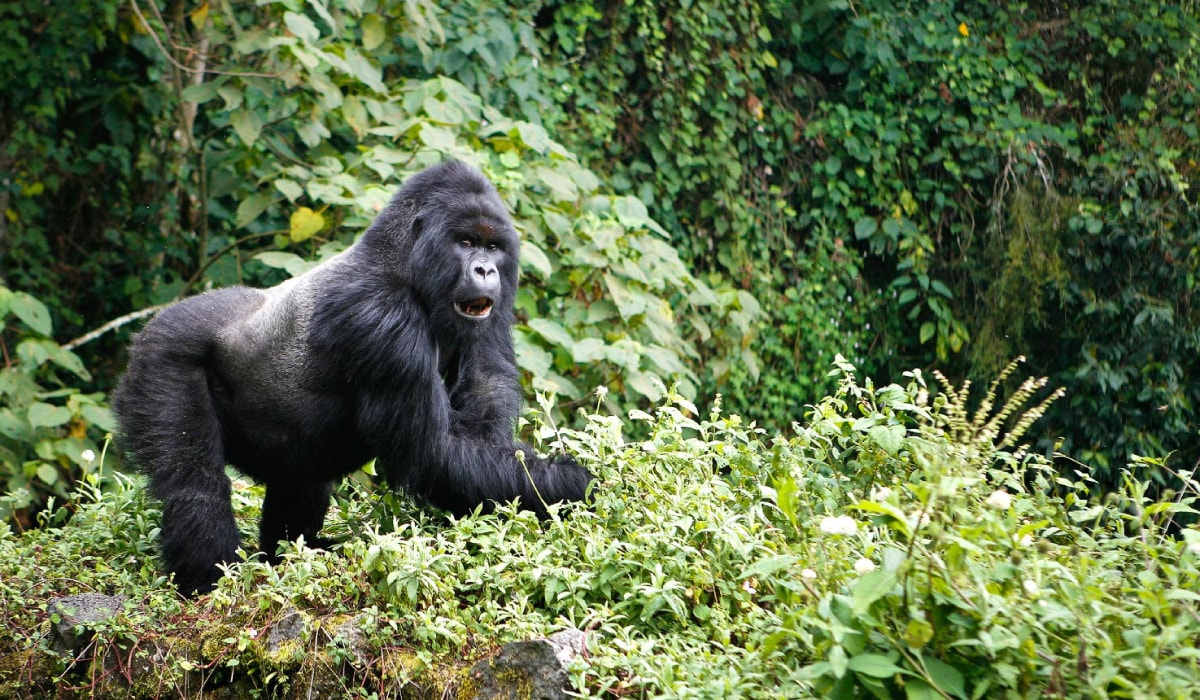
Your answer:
[538,0,872,424]
[537,0,1200,479]
[0,286,116,525]
[3,366,1199,697]
[149,0,756,417]
[0,0,189,344]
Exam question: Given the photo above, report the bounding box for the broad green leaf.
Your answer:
[527,318,575,349]
[919,321,936,344]
[604,273,647,320]
[11,292,52,336]
[626,371,665,402]
[342,95,369,137]
[344,48,385,93]
[534,166,578,201]
[847,653,904,678]
[217,84,243,110]
[255,252,305,270]
[829,645,849,678]
[613,196,650,227]
[289,207,325,242]
[28,402,71,429]
[868,423,905,455]
[520,242,552,278]
[852,500,912,538]
[0,409,31,441]
[275,179,304,202]
[230,107,262,146]
[905,679,939,700]
[854,216,878,240]
[850,570,897,615]
[515,122,552,154]
[36,463,58,486]
[236,193,273,228]
[740,554,798,579]
[571,338,607,363]
[923,657,966,699]
[46,344,90,380]
[904,619,934,649]
[418,124,457,151]
[361,14,385,50]
[284,11,320,44]
[80,404,116,433]
[181,82,218,104]
[514,332,553,376]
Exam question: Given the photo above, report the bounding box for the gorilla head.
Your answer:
[112,160,592,595]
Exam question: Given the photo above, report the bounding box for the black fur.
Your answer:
[112,161,593,595]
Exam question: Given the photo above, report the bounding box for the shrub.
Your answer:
[0,286,115,527]
[3,362,1198,698]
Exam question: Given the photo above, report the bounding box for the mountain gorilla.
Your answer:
[113,160,593,595]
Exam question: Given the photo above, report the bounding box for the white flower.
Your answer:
[1186,541,1200,555]
[81,449,96,463]
[985,490,1013,510]
[1015,533,1034,548]
[1022,579,1039,596]
[800,568,817,580]
[818,515,858,536]
[909,510,931,528]
[853,558,876,574]
[870,486,893,501]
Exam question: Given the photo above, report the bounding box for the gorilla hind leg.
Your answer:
[259,480,335,562]
[113,289,260,595]
[116,359,241,595]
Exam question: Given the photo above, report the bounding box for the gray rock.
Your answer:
[47,594,127,656]
[463,628,587,700]
[266,606,307,655]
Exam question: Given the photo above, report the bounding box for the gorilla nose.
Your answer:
[474,263,497,280]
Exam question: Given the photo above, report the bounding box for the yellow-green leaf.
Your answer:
[289,207,325,243]
[362,15,386,51]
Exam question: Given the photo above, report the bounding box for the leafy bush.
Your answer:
[0,287,115,526]
[0,0,188,345]
[538,0,876,423]
[3,363,1198,698]
[536,0,1200,480]
[128,0,757,417]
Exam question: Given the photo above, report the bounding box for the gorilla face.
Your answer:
[451,237,503,322]
[413,203,518,333]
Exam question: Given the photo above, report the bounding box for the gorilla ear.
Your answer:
[411,214,424,240]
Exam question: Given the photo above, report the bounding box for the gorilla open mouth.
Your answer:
[454,297,494,320]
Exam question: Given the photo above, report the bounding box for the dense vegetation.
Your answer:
[1,0,1199,697]
[4,366,1199,698]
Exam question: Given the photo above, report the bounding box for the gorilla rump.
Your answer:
[113,160,593,594]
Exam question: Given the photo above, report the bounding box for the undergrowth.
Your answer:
[1,360,1198,698]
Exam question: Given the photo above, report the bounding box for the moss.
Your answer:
[455,658,537,700]
[967,183,1076,376]
[0,647,58,698]
[199,622,242,661]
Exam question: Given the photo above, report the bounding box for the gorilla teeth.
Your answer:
[456,298,494,319]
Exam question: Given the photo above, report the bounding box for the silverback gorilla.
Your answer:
[113,160,593,594]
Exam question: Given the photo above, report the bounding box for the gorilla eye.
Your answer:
[485,242,500,251]
[459,238,474,248]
